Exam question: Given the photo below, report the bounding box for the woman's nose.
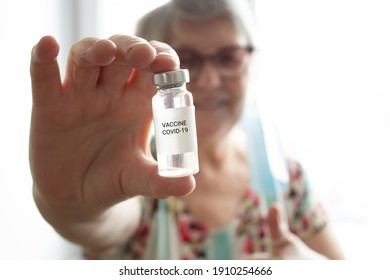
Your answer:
[194,60,222,88]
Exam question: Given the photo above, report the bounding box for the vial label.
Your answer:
[153,106,198,155]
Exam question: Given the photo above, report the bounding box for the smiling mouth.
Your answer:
[194,98,229,110]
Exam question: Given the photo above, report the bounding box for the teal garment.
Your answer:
[207,226,234,260]
[241,111,289,210]
[156,199,170,259]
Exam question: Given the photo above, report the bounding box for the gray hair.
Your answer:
[135,0,256,47]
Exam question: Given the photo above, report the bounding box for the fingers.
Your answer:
[30,35,180,106]
[64,35,180,93]
[123,40,181,98]
[30,36,62,106]
[122,40,180,101]
[149,40,180,73]
[99,35,156,91]
[267,204,289,246]
[64,37,117,91]
[148,170,196,198]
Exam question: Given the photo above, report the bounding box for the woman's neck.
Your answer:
[197,124,246,168]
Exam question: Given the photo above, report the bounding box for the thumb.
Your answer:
[267,204,289,246]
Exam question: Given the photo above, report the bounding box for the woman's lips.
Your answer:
[194,98,229,110]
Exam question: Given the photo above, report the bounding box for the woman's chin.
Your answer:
[196,118,234,142]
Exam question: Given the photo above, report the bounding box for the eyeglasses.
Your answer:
[175,45,254,81]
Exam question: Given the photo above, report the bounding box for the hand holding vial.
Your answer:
[29,35,195,256]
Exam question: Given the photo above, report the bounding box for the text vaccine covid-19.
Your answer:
[152,69,199,177]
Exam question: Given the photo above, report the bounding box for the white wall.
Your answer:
[1,0,389,260]
[255,0,390,259]
[0,0,82,259]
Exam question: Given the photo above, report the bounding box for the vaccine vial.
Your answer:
[152,69,199,177]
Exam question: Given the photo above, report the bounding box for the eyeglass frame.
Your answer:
[175,45,254,81]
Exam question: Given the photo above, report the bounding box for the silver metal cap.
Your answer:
[152,69,190,86]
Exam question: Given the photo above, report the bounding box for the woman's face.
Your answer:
[169,16,251,142]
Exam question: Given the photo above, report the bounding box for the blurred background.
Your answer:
[0,0,389,259]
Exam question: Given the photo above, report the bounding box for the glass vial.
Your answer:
[152,69,199,178]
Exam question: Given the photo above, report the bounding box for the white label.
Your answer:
[153,106,198,155]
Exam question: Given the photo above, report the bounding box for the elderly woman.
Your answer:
[29,0,344,259]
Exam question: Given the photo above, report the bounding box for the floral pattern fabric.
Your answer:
[122,159,328,260]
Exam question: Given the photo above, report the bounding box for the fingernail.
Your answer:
[156,52,180,65]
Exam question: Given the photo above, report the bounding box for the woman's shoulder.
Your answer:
[284,158,315,202]
[283,158,328,239]
[286,158,306,185]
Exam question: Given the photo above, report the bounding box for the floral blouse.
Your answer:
[118,159,328,260]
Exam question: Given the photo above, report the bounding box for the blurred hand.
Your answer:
[248,205,327,260]
[29,35,195,231]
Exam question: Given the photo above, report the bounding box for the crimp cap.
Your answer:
[153,69,190,86]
